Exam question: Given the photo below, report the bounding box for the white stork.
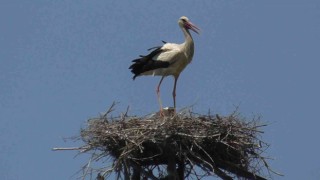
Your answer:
[129,16,199,113]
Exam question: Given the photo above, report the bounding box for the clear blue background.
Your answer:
[1,0,319,179]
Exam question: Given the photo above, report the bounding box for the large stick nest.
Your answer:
[76,104,276,180]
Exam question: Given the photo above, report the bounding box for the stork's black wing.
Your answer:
[129,45,170,80]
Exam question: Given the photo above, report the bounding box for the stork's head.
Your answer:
[179,16,200,34]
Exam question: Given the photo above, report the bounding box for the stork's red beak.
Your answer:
[187,22,200,34]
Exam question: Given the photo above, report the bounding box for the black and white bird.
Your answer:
[129,16,199,113]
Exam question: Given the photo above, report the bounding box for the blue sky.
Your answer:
[1,1,320,179]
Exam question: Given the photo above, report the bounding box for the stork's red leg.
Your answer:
[156,76,165,115]
[172,75,179,113]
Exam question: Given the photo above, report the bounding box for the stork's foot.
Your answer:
[159,108,165,117]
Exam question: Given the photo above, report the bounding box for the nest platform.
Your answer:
[75,105,273,180]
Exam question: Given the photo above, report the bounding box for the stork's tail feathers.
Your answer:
[129,46,169,80]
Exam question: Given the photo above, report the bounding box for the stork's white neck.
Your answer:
[181,27,195,60]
